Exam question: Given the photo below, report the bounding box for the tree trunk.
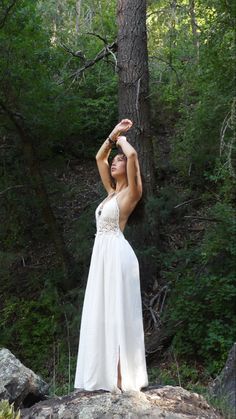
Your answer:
[169,0,177,67]
[189,0,200,63]
[76,0,82,34]
[0,102,77,292]
[117,0,154,195]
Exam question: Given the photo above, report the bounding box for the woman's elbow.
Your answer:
[127,151,137,159]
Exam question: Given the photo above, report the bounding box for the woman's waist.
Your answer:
[95,228,124,238]
[95,219,125,236]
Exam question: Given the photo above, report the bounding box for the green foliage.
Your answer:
[146,187,192,227]
[163,201,236,375]
[148,0,235,185]
[147,0,235,379]
[0,0,235,396]
[0,400,20,419]
[148,359,204,388]
[147,189,178,225]
[1,291,60,373]
[0,280,83,391]
[148,365,178,387]
[70,204,97,269]
[204,392,236,419]
[0,0,117,161]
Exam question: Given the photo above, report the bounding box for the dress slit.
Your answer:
[116,344,122,390]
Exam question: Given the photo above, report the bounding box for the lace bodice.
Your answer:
[95,193,122,236]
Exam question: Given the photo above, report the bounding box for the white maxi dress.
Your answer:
[74,191,148,392]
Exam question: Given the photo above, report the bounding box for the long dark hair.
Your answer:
[109,150,127,189]
[109,151,145,225]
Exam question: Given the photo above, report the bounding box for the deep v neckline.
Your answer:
[97,192,122,230]
[99,191,121,211]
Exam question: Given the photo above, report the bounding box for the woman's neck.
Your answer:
[115,179,128,193]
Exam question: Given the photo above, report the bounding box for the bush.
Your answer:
[163,202,236,375]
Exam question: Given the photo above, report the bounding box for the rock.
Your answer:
[0,348,49,408]
[21,385,222,418]
[208,342,236,413]
[0,348,225,417]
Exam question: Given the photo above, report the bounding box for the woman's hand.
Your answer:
[109,119,133,141]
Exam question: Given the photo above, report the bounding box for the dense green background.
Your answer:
[0,0,235,410]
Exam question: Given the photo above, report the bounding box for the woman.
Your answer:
[74,119,148,392]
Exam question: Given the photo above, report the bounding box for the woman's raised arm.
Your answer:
[95,119,133,194]
[95,137,115,194]
[116,136,142,199]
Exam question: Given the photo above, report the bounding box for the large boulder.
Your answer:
[21,385,222,418]
[208,342,236,413]
[0,348,49,408]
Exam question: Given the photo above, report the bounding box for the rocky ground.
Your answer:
[20,385,223,419]
[0,348,227,418]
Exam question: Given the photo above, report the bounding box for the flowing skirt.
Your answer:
[74,231,148,392]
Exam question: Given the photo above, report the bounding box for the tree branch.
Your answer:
[149,55,181,86]
[85,31,108,44]
[0,0,18,29]
[58,41,117,85]
[59,43,85,60]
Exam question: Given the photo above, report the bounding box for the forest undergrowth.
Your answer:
[0,2,235,419]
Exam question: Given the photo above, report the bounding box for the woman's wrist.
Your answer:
[106,136,116,149]
[116,136,127,148]
[107,135,116,144]
[109,129,122,142]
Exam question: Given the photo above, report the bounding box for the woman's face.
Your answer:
[111,154,127,178]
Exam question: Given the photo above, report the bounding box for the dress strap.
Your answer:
[97,190,124,218]
[98,191,116,214]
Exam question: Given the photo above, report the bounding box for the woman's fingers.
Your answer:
[122,118,132,125]
[111,119,132,139]
[119,119,133,130]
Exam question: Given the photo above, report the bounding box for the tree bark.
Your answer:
[117,0,154,195]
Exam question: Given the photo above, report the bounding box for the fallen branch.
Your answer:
[143,285,170,335]
[174,197,201,209]
[0,184,24,196]
[184,216,220,222]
